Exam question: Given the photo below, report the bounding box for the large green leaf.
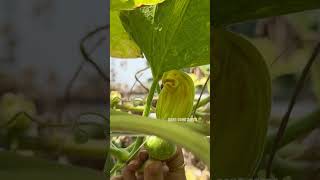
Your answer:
[212,0,320,27]
[0,151,105,180]
[110,110,210,167]
[213,29,271,178]
[110,0,165,58]
[120,0,210,78]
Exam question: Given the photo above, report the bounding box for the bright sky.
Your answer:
[110,57,152,88]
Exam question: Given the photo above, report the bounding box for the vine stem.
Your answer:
[0,134,106,159]
[265,108,320,153]
[266,42,320,177]
[192,75,210,117]
[193,96,210,111]
[130,78,159,153]
[134,67,150,93]
[80,25,109,81]
[109,143,130,162]
[143,78,159,117]
[128,67,150,99]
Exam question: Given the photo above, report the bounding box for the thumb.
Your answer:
[144,159,164,180]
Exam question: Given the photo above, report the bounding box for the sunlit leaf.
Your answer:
[110,0,165,58]
[110,11,142,58]
[120,0,210,77]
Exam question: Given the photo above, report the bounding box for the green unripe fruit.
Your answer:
[0,93,36,130]
[110,91,122,108]
[156,70,195,120]
[132,97,144,106]
[144,136,176,161]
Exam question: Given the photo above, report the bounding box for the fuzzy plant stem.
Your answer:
[127,78,159,158]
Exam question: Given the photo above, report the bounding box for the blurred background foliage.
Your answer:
[229,10,320,179]
[0,0,107,179]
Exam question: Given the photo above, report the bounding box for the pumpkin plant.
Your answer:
[109,0,211,176]
[109,0,270,178]
[109,0,320,179]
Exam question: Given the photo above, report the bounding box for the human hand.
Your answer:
[111,148,186,180]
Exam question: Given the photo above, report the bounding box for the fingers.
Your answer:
[165,147,187,180]
[122,150,149,180]
[122,159,139,180]
[138,150,149,162]
[166,147,184,170]
[113,149,185,180]
[144,159,164,180]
